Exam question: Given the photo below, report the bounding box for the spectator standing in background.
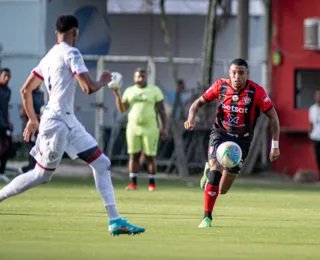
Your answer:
[308,90,320,180]
[0,68,12,183]
[112,68,168,191]
[167,79,190,120]
[19,86,45,173]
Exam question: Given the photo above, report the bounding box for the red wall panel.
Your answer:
[271,0,320,177]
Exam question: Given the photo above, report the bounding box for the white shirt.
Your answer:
[32,42,88,127]
[309,103,320,141]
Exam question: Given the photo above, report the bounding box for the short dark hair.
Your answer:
[56,15,78,33]
[177,79,185,85]
[135,67,147,74]
[230,58,248,68]
[0,68,10,74]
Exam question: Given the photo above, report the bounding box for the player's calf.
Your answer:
[87,151,121,221]
[203,169,222,222]
[0,164,54,202]
[219,169,239,194]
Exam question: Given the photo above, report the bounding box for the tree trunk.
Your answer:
[160,0,189,176]
[200,0,219,91]
[199,0,219,127]
[236,0,249,59]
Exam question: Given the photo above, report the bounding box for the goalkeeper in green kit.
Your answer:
[111,68,168,191]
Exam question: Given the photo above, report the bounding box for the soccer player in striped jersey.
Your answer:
[184,58,280,228]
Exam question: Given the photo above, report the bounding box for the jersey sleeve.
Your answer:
[155,87,164,103]
[309,107,314,123]
[122,88,129,102]
[65,48,88,75]
[203,80,220,102]
[257,86,273,113]
[32,59,45,81]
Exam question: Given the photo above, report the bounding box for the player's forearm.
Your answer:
[188,101,200,121]
[7,112,12,129]
[309,123,313,135]
[87,80,104,94]
[269,115,280,141]
[158,106,167,129]
[20,88,37,122]
[265,108,280,144]
[114,92,127,113]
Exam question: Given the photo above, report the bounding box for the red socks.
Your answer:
[204,183,219,213]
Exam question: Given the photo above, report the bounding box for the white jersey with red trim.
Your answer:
[32,41,88,127]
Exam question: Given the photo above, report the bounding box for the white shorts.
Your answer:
[30,118,97,169]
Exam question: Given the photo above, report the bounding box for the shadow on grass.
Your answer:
[0,212,52,217]
[43,177,320,193]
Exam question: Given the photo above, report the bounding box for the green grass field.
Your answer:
[0,177,319,260]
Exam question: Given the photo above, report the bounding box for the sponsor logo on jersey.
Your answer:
[228,115,239,124]
[222,104,248,113]
[232,95,239,101]
[242,96,251,105]
[48,151,58,162]
[264,96,271,104]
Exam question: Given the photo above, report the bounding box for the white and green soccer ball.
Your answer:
[107,72,123,89]
[216,141,242,168]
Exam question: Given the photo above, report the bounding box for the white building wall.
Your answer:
[0,0,46,137]
[0,0,265,138]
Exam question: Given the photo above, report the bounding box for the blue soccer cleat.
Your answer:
[108,218,145,236]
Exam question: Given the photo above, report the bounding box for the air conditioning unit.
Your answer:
[304,18,320,50]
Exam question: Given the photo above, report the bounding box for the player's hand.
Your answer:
[160,128,168,140]
[184,119,196,130]
[23,119,39,142]
[111,87,120,95]
[269,148,280,162]
[99,71,112,86]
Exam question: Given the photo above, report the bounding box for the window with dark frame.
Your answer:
[295,69,320,109]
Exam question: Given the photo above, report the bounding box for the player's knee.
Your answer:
[130,152,141,162]
[219,187,228,195]
[34,164,54,183]
[90,154,111,173]
[208,159,215,168]
[207,170,222,186]
[144,155,154,163]
[101,154,111,170]
[209,159,223,172]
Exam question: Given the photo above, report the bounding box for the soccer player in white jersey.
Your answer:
[0,15,145,236]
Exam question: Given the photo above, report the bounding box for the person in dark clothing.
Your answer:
[0,68,12,183]
[19,86,45,173]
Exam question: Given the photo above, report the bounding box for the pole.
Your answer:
[95,58,105,150]
[261,0,273,167]
[237,0,249,59]
[0,42,3,68]
[264,0,272,95]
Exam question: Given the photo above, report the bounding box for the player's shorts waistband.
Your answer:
[212,129,251,139]
[225,132,250,138]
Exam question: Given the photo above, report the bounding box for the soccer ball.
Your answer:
[107,72,123,89]
[216,141,242,168]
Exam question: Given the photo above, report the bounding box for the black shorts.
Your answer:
[208,130,252,174]
[0,129,10,157]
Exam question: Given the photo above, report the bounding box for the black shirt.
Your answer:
[21,90,45,129]
[32,90,45,115]
[0,84,11,130]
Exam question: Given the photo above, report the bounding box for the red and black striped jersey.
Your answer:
[203,78,273,136]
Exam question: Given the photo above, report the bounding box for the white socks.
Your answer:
[0,164,54,202]
[89,154,120,221]
[0,154,121,222]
